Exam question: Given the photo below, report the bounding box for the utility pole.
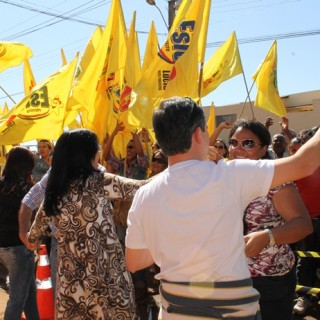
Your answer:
[146,0,177,31]
[168,0,176,31]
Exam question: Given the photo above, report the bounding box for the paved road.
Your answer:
[0,287,319,320]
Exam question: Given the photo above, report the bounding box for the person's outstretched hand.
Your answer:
[265,116,274,129]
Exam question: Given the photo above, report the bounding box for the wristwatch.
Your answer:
[267,229,276,246]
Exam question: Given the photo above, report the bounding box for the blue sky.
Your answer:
[0,0,319,110]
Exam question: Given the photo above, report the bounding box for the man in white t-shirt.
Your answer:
[125,97,320,320]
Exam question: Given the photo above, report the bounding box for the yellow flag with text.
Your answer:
[128,0,211,129]
[23,59,36,96]
[0,42,33,73]
[0,54,78,144]
[201,32,243,97]
[252,40,286,117]
[164,0,211,100]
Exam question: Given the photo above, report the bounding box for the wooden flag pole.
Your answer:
[0,85,16,104]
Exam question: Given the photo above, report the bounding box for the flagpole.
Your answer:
[236,38,255,120]
[197,0,212,105]
[0,86,16,104]
[238,80,255,119]
[198,62,204,106]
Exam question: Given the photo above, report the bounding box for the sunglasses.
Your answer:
[214,145,225,150]
[152,157,166,164]
[127,145,134,149]
[228,139,260,150]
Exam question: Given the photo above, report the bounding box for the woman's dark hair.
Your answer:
[153,97,206,156]
[229,119,272,159]
[2,147,35,181]
[44,129,100,216]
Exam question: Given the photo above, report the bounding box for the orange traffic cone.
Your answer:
[36,244,54,320]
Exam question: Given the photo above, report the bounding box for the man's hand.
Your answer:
[279,117,289,132]
[217,121,233,130]
[19,231,39,251]
[208,146,224,163]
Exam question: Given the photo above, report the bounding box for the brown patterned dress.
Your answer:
[29,172,146,320]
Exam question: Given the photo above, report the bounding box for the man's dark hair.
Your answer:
[153,97,206,156]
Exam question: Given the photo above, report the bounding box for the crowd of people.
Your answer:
[0,96,319,320]
[209,116,320,318]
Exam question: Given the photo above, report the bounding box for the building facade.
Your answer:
[206,89,320,142]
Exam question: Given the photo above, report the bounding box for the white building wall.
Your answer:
[204,90,320,142]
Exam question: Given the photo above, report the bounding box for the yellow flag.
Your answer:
[65,26,103,128]
[23,59,36,96]
[68,118,82,130]
[120,10,141,113]
[61,48,67,66]
[164,0,211,100]
[201,32,243,98]
[91,0,128,145]
[141,21,158,77]
[72,0,120,143]
[114,10,142,158]
[207,102,216,137]
[128,0,212,129]
[0,103,9,116]
[252,40,286,117]
[198,0,212,64]
[105,0,128,122]
[0,42,33,73]
[0,54,78,145]
[72,1,116,114]
[76,26,103,83]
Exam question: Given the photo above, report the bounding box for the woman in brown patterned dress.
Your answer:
[29,129,146,320]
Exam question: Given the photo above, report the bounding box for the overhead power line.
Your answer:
[207,29,320,47]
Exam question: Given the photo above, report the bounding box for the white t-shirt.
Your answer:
[126,159,274,282]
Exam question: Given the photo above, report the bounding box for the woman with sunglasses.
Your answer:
[213,139,229,159]
[150,150,168,177]
[228,119,312,320]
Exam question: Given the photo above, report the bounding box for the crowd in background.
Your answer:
[0,105,319,319]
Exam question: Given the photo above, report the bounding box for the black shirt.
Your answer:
[0,178,33,247]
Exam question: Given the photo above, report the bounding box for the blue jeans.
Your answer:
[50,236,57,299]
[252,266,296,320]
[0,245,39,320]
